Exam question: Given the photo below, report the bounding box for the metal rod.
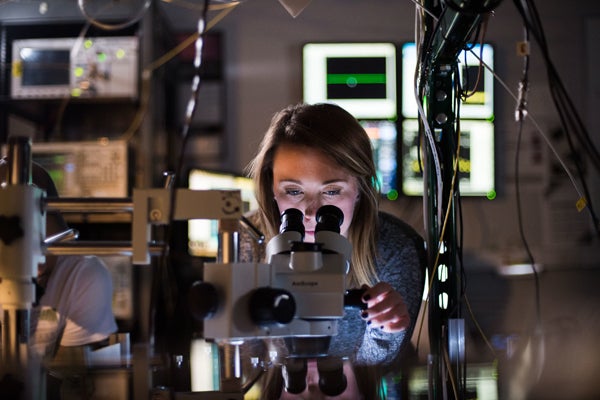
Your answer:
[46,242,165,257]
[7,136,31,185]
[46,198,134,214]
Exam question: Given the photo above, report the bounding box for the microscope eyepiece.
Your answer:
[317,357,347,397]
[282,358,307,394]
[315,205,344,234]
[279,208,305,237]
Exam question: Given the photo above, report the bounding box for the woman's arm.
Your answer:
[353,212,426,367]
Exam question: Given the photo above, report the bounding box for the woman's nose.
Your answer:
[303,197,321,220]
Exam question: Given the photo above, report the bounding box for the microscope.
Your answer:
[0,137,46,399]
[0,135,363,398]
[193,205,366,397]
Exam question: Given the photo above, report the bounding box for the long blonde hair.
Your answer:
[246,103,380,287]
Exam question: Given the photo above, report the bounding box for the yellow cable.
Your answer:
[145,4,238,73]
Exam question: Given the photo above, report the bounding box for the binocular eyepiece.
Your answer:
[282,357,347,397]
[279,205,344,238]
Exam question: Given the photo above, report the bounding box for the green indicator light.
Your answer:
[386,189,399,201]
[71,88,82,97]
[486,190,497,200]
[74,66,84,77]
[116,49,126,59]
[97,52,107,62]
[84,39,93,49]
[327,74,386,85]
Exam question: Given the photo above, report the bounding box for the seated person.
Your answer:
[237,103,426,392]
[0,159,117,397]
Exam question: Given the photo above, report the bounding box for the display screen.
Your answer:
[401,119,495,197]
[326,57,387,99]
[360,120,399,200]
[400,42,495,198]
[303,42,398,119]
[20,48,70,86]
[187,169,257,258]
[32,140,129,198]
[401,42,494,119]
[31,152,73,195]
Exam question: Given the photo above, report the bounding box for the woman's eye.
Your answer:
[285,189,302,196]
[324,189,341,196]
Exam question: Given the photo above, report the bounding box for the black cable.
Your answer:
[453,85,468,400]
[442,0,504,15]
[459,35,486,102]
[515,116,542,327]
[513,0,600,237]
[148,0,210,363]
[514,24,542,329]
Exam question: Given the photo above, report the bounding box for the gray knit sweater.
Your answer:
[238,211,425,369]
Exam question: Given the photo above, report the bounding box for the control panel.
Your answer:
[11,36,138,99]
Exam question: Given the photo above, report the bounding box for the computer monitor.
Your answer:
[31,140,129,197]
[302,42,398,119]
[400,41,495,198]
[401,42,494,120]
[187,169,257,258]
[360,119,399,200]
[401,119,495,197]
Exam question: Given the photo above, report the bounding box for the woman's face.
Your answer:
[272,144,360,242]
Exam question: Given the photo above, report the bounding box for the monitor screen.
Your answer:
[303,42,398,119]
[360,119,399,200]
[31,140,129,198]
[401,42,494,120]
[401,42,495,198]
[20,48,70,86]
[187,169,257,258]
[401,119,495,197]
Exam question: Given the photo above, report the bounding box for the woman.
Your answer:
[239,102,425,374]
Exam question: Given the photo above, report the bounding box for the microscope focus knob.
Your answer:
[344,288,368,310]
[250,287,296,326]
[188,281,219,320]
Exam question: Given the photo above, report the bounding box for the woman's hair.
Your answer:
[246,102,380,287]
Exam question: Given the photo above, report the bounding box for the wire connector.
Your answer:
[515,79,529,122]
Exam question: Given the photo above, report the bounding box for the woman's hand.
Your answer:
[360,282,410,333]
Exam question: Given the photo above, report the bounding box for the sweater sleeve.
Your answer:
[352,212,425,368]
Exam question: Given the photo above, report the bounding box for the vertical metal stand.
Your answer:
[423,63,464,399]
[420,2,503,397]
[216,218,244,395]
[0,136,45,399]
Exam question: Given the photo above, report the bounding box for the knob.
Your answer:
[188,281,219,320]
[344,288,368,310]
[249,287,296,326]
